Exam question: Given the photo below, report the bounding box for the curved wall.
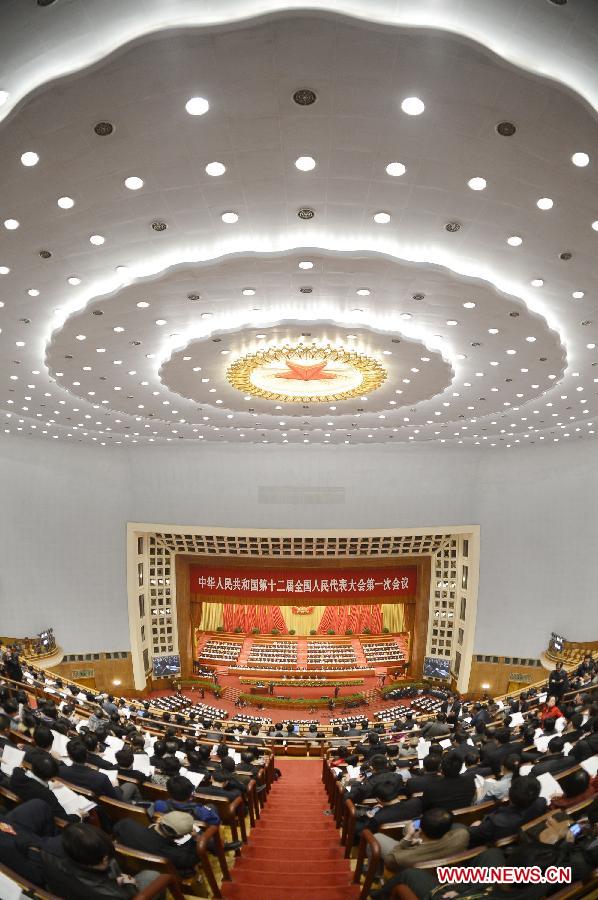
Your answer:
[0,435,594,658]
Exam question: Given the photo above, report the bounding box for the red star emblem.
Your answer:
[275,361,337,381]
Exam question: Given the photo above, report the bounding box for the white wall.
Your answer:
[0,436,130,654]
[0,434,594,657]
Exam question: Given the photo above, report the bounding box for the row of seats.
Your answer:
[200,640,243,662]
[361,639,407,663]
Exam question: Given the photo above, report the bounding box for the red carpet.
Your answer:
[221,759,360,900]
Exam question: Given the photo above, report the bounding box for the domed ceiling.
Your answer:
[1,0,597,448]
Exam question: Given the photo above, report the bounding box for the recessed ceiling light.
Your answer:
[255,333,266,339]
[136,301,149,308]
[27,288,39,297]
[373,211,391,223]
[356,289,370,296]
[386,162,406,177]
[400,312,412,320]
[571,152,590,167]
[526,336,537,342]
[96,348,106,353]
[506,349,517,355]
[488,328,499,334]
[507,235,523,246]
[200,312,213,319]
[221,211,238,223]
[220,349,230,355]
[462,301,476,309]
[468,176,487,191]
[383,350,392,355]
[572,291,585,299]
[531,278,544,287]
[420,356,430,362]
[587,343,596,350]
[205,161,226,176]
[89,234,105,245]
[295,156,316,171]
[155,319,167,326]
[592,221,598,231]
[446,319,458,326]
[401,96,425,116]
[21,151,39,167]
[76,334,86,341]
[57,196,74,208]
[113,326,124,333]
[0,91,8,106]
[456,353,467,360]
[185,96,209,116]
[537,197,553,210]
[0,266,9,274]
[4,219,19,230]
[124,176,143,190]
[242,288,255,296]
[298,261,313,270]
[67,276,81,285]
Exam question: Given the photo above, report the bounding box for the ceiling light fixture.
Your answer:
[89,234,105,245]
[537,197,554,210]
[221,211,238,223]
[21,151,39,166]
[531,278,544,287]
[242,288,255,296]
[373,211,391,224]
[298,261,313,270]
[401,97,425,116]
[507,235,523,246]
[468,176,487,191]
[124,176,143,190]
[4,219,19,229]
[67,276,81,285]
[386,162,406,177]
[205,161,226,176]
[295,156,316,171]
[185,96,209,116]
[57,196,74,208]
[571,152,590,167]
[572,291,585,299]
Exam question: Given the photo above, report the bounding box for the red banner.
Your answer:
[189,565,417,601]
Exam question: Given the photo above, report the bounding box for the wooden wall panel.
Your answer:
[50,655,136,693]
[467,658,544,698]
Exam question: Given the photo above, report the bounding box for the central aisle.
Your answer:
[222,759,360,900]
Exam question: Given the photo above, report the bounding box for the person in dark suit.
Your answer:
[347,755,405,803]
[366,778,422,834]
[404,754,442,796]
[421,714,451,739]
[468,775,547,846]
[10,752,78,821]
[80,731,118,770]
[357,731,389,759]
[200,768,243,802]
[448,732,474,761]
[570,719,598,762]
[530,737,575,777]
[548,662,569,703]
[480,729,524,770]
[462,749,492,779]
[440,695,462,723]
[421,753,476,812]
[57,739,121,800]
[470,704,491,729]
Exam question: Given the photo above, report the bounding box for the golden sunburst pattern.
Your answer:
[226,343,387,402]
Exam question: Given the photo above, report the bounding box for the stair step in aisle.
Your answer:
[222,758,360,900]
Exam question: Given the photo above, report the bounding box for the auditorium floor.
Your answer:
[145,683,414,721]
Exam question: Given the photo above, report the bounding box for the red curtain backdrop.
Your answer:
[317,604,383,634]
[222,604,288,633]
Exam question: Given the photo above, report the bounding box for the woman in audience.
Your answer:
[539,694,563,722]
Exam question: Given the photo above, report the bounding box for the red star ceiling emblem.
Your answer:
[275,360,337,381]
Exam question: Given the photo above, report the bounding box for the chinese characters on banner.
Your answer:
[189,565,417,600]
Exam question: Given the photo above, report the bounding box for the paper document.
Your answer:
[580,755,598,777]
[0,744,25,776]
[51,783,96,816]
[537,772,563,801]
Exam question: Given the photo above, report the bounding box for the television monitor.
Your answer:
[152,654,181,677]
[423,655,451,679]
[549,633,566,653]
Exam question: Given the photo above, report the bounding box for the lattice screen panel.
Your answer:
[153,533,450,557]
[148,537,177,657]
